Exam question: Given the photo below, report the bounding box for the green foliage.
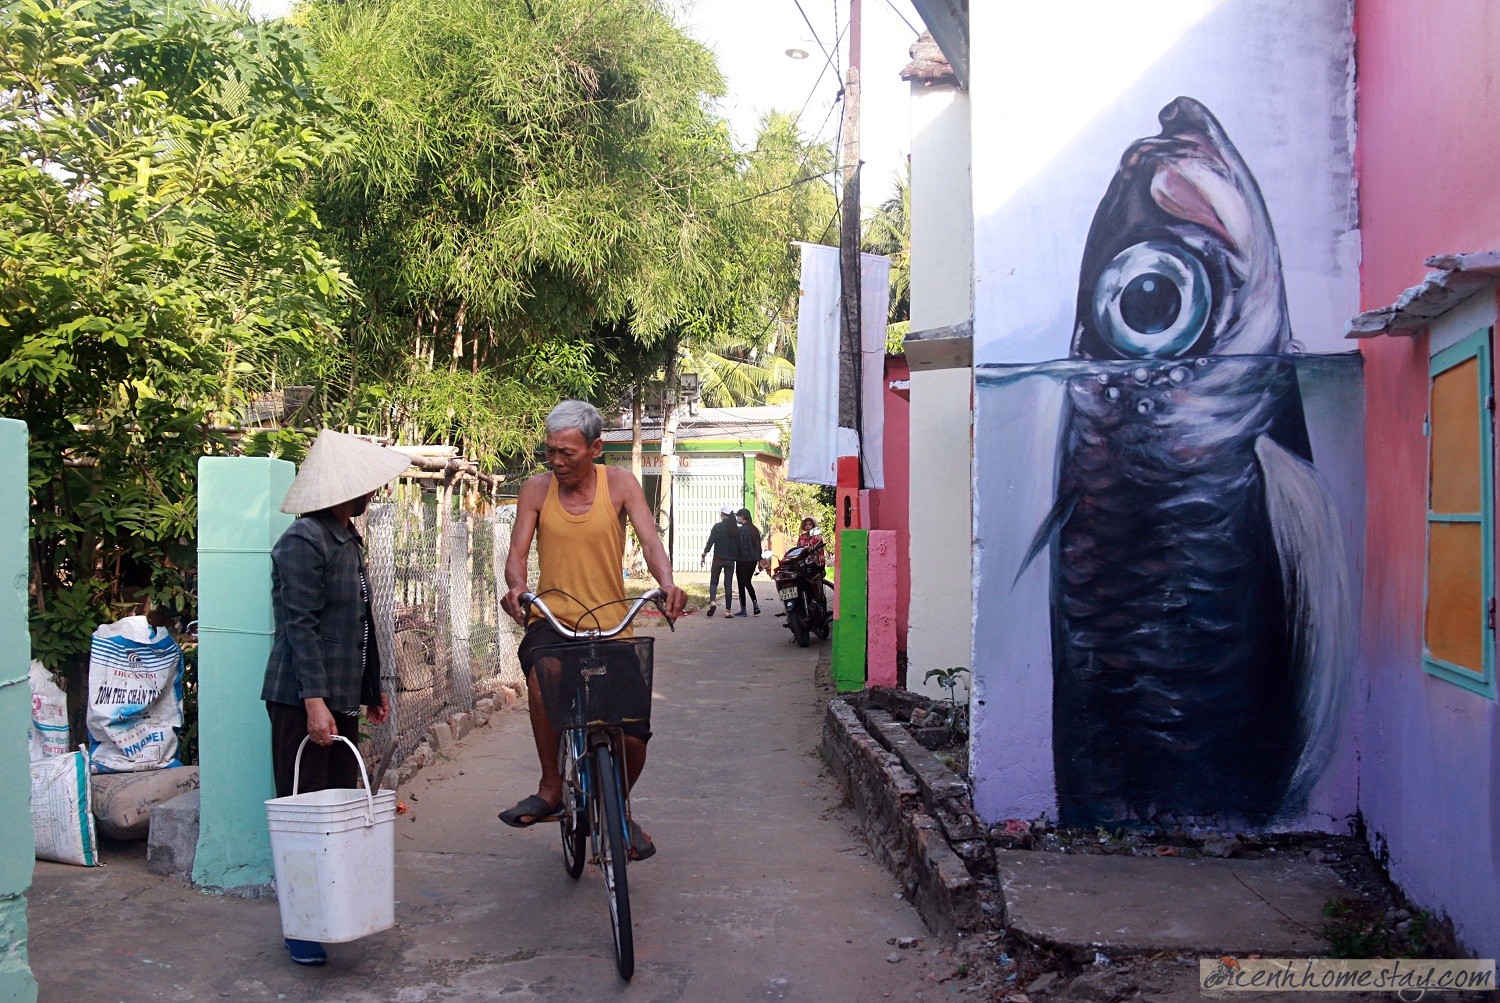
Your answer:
[1321,898,1452,960]
[863,168,911,351]
[0,0,351,676]
[178,641,199,766]
[297,0,766,454]
[923,665,970,739]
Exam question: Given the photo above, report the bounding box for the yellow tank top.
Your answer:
[533,467,630,634]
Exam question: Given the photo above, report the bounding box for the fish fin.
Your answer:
[1255,436,1353,815]
[1015,492,1078,587]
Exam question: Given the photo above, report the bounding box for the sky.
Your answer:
[672,0,923,209]
[244,0,924,209]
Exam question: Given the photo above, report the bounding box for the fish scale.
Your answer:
[1053,358,1306,825]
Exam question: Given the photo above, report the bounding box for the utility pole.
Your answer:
[837,0,862,470]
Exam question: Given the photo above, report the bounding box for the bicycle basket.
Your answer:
[531,637,654,731]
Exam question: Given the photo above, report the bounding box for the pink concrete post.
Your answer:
[866,529,898,688]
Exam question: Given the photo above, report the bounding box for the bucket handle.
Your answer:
[291,734,377,826]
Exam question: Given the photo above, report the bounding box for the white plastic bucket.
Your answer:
[266,735,397,943]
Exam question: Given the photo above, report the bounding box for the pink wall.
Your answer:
[867,355,911,654]
[1357,2,1500,310]
[1357,0,1500,958]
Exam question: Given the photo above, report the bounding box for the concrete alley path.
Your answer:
[29,603,951,1002]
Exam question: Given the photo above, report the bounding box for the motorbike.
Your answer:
[773,537,832,647]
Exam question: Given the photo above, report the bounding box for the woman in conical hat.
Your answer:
[260,430,409,967]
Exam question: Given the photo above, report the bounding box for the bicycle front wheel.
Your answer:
[592,744,634,980]
[559,734,587,880]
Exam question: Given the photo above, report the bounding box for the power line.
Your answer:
[791,0,844,90]
[721,165,842,208]
[879,0,920,37]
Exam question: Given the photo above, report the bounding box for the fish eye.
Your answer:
[1091,241,1210,358]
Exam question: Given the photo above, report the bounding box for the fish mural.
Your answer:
[1022,98,1351,826]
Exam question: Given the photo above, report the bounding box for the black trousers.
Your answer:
[734,561,759,609]
[266,701,362,799]
[708,558,735,610]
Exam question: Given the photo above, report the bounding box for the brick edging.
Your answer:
[821,699,985,939]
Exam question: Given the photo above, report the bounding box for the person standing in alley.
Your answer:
[262,430,409,967]
[733,508,762,616]
[701,507,738,618]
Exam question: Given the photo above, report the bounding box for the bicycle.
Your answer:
[520,588,674,980]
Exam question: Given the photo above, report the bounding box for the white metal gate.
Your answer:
[671,473,743,573]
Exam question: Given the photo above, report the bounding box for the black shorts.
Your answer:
[519,621,652,744]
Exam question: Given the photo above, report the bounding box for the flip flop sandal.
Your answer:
[499,794,563,828]
[628,819,656,861]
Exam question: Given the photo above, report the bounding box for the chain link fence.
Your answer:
[363,492,533,781]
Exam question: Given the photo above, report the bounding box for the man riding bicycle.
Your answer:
[499,400,686,858]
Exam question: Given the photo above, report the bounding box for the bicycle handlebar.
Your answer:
[521,589,675,638]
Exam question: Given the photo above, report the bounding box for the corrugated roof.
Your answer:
[602,404,790,447]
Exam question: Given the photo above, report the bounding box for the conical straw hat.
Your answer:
[279,430,412,514]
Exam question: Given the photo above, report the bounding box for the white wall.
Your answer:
[969,0,1359,366]
[906,81,975,698]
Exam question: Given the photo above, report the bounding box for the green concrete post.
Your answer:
[742,455,755,516]
[0,420,38,1000]
[193,457,294,891]
[831,529,867,693]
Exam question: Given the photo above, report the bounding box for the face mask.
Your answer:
[350,494,371,517]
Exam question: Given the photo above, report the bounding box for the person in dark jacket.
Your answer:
[262,429,409,967]
[700,507,738,618]
[733,508,762,616]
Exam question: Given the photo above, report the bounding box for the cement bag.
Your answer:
[86,616,183,773]
[91,765,199,840]
[31,750,99,866]
[29,659,69,761]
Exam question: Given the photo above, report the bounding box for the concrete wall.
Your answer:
[1355,0,1500,957]
[193,457,295,892]
[0,420,37,1000]
[906,80,974,700]
[867,355,911,653]
[967,0,1364,830]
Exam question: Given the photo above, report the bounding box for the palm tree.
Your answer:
[862,167,911,353]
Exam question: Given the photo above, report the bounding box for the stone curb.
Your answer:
[821,698,985,939]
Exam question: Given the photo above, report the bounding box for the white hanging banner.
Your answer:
[788,243,892,488]
[859,252,891,490]
[789,243,841,485]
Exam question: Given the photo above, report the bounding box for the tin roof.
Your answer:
[602,405,791,447]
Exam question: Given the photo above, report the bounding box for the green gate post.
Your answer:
[193,457,294,891]
[0,420,38,1000]
[831,529,868,693]
[742,455,756,517]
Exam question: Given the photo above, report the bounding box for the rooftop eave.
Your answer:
[904,317,972,371]
[908,0,968,89]
[1347,251,1500,338]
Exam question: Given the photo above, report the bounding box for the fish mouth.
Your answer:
[1073,96,1290,361]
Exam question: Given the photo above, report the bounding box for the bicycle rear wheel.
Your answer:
[559,735,587,880]
[592,744,634,980]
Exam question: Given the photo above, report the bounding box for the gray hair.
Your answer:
[545,400,603,443]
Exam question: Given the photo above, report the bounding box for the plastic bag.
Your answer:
[86,616,184,773]
[31,749,99,866]
[29,659,69,761]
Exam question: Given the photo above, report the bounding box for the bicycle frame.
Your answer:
[522,590,671,980]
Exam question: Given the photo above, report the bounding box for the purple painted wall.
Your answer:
[1356,0,1500,958]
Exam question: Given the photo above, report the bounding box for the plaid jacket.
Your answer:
[261,511,382,714]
